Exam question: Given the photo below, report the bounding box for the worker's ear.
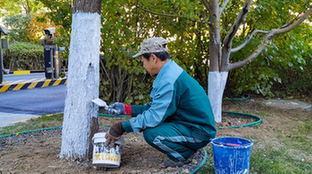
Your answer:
[151,54,157,63]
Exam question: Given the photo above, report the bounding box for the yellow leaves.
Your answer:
[27,12,61,40]
[128,137,137,141]
[296,4,301,10]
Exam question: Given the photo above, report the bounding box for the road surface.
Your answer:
[0,85,66,128]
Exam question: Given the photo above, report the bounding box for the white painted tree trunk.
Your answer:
[60,12,101,160]
[208,71,229,123]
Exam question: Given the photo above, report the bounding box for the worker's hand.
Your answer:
[106,102,125,116]
[104,122,125,147]
[106,102,131,116]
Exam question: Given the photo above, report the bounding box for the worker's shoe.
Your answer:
[163,159,190,167]
[163,150,199,167]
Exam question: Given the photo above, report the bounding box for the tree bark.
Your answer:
[60,0,101,161]
[73,0,101,14]
[208,0,222,72]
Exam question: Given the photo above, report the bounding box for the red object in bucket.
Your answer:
[226,143,241,147]
[214,141,241,147]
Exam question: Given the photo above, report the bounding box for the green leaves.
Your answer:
[3,14,32,42]
[3,42,45,71]
[29,0,312,100]
[99,1,153,103]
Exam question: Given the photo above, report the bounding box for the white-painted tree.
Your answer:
[204,0,312,122]
[60,0,102,160]
[137,0,312,123]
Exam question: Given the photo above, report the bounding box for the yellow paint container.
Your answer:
[92,132,122,168]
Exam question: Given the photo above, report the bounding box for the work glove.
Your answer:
[107,102,131,116]
[104,122,125,147]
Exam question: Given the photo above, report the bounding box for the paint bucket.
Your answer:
[211,137,253,174]
[92,132,122,168]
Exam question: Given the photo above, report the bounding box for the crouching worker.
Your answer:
[104,37,216,167]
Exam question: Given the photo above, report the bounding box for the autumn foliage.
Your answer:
[28,12,61,41]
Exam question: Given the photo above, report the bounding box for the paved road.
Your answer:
[2,73,47,85]
[0,85,66,128]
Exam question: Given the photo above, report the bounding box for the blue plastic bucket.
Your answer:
[211,137,253,174]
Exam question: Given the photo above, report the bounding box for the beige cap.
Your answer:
[133,37,168,58]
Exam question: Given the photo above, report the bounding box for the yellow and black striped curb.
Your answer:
[0,78,67,93]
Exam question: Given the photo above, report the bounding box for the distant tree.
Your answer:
[3,13,60,43]
[0,0,44,16]
[3,14,32,42]
[36,0,73,61]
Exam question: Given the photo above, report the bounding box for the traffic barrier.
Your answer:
[0,78,67,93]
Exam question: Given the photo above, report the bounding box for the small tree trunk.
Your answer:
[208,71,228,123]
[60,0,101,161]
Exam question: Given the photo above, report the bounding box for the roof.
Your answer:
[0,26,9,35]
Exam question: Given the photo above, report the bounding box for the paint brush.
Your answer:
[92,98,117,113]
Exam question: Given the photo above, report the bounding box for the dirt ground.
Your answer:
[0,96,311,174]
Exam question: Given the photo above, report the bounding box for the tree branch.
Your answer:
[219,0,230,16]
[65,0,72,10]
[276,7,312,34]
[228,6,312,71]
[136,5,180,17]
[280,13,301,29]
[100,59,111,82]
[201,0,211,12]
[231,29,269,53]
[220,0,252,71]
[228,43,267,70]
[136,5,211,25]
[173,31,185,58]
[223,0,252,50]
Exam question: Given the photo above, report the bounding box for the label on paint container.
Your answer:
[93,142,120,162]
[92,132,122,168]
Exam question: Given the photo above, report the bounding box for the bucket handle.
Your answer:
[210,138,254,147]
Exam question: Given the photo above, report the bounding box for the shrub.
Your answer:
[3,42,44,71]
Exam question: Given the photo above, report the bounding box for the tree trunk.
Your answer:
[60,0,101,161]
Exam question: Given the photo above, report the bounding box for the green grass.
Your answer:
[198,143,312,174]
[250,110,272,118]
[250,147,312,174]
[0,113,63,136]
[301,121,312,133]
[197,119,312,174]
[282,120,312,155]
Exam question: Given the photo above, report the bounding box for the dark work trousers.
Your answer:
[143,122,210,162]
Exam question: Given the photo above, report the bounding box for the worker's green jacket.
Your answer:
[122,60,216,141]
